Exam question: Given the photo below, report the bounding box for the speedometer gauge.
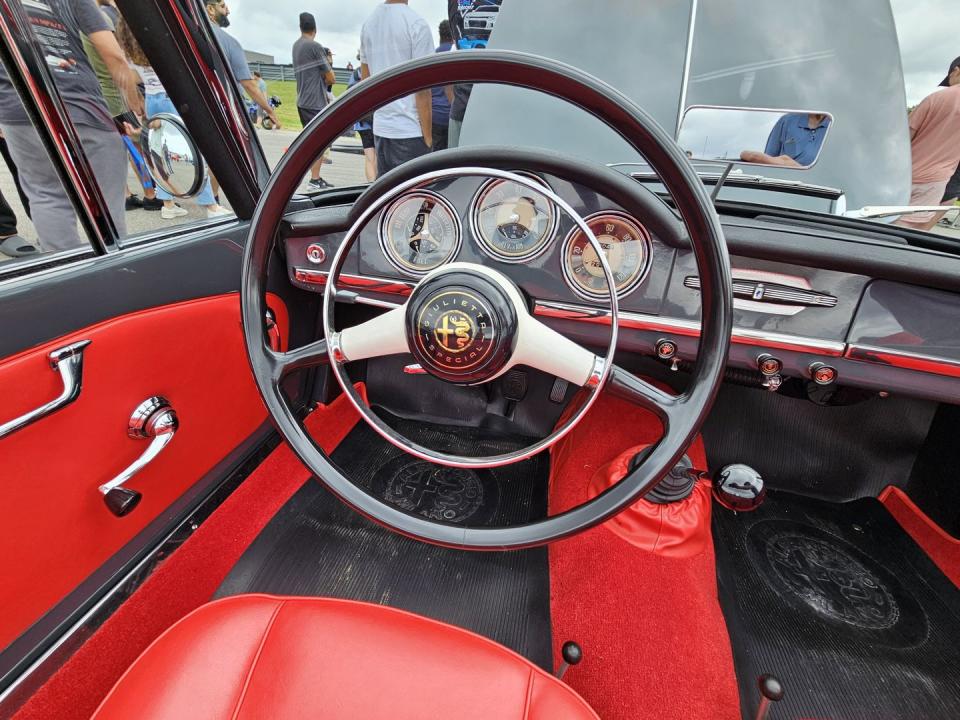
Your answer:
[379,190,461,276]
[562,211,652,300]
[470,174,557,262]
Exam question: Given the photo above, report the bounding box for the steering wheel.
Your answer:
[242,50,732,549]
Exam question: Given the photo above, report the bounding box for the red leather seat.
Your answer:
[93,594,599,719]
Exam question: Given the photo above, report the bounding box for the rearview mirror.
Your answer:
[141,114,205,199]
[677,106,833,169]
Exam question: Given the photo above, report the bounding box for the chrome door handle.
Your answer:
[0,340,91,441]
[99,397,179,517]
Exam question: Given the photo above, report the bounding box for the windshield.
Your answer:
[442,0,957,241]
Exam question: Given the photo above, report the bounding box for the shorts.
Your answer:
[358,127,374,150]
[374,135,431,177]
[297,106,322,128]
[900,180,949,225]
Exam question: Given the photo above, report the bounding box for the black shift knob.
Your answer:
[714,464,766,511]
[561,641,583,666]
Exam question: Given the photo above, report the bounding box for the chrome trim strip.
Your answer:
[534,300,846,356]
[293,268,416,297]
[845,344,960,379]
[676,0,699,136]
[684,276,838,307]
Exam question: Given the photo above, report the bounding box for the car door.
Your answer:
[0,0,299,693]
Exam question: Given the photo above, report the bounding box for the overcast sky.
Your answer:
[224,0,955,105]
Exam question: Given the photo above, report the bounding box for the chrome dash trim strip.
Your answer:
[293,268,415,297]
[534,300,846,356]
[845,344,960,379]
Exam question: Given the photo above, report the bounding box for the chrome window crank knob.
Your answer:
[99,397,179,517]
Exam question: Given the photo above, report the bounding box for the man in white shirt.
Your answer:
[360,0,435,176]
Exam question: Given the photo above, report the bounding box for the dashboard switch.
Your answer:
[809,362,837,385]
[756,354,783,392]
[656,339,677,360]
[756,354,782,376]
[656,339,680,372]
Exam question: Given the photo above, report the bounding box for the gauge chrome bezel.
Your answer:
[561,210,653,302]
[378,189,462,277]
[469,172,559,263]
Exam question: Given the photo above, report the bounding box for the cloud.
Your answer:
[226,0,449,65]
[225,0,954,107]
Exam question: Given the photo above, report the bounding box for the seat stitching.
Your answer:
[522,666,535,720]
[230,599,285,720]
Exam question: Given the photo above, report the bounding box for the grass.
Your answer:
[264,81,347,130]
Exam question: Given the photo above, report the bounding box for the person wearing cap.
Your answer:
[897,56,960,230]
[203,1,280,131]
[292,12,335,189]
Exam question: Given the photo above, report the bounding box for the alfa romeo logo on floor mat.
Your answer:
[375,458,487,523]
[744,520,927,638]
[763,532,899,629]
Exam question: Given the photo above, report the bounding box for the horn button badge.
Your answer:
[405,272,518,384]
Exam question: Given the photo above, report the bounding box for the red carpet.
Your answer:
[548,392,741,720]
[881,485,960,587]
[13,388,364,720]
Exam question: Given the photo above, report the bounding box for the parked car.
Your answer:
[1,1,959,720]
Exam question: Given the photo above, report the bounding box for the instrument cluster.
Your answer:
[376,175,654,300]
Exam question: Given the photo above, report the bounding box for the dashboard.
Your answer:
[283,172,960,406]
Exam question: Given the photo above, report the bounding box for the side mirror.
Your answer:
[140,113,204,199]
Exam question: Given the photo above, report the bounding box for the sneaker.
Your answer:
[322,156,333,165]
[160,204,188,219]
[142,197,163,211]
[206,205,232,219]
[125,194,143,210]
[308,178,334,190]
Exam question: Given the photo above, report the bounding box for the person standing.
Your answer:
[116,19,230,219]
[252,70,268,126]
[292,12,335,189]
[347,60,377,181]
[897,57,960,231]
[430,20,454,152]
[360,0,435,176]
[203,1,281,130]
[0,0,140,252]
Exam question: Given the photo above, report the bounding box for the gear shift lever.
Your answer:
[713,463,766,511]
[754,674,784,720]
[555,641,582,679]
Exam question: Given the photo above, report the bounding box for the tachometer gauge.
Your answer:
[470,174,557,262]
[379,190,461,276]
[562,211,652,300]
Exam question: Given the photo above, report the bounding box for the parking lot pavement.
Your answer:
[0,128,366,262]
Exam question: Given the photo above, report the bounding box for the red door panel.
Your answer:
[0,292,286,650]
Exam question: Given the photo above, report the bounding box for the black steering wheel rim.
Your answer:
[241,50,732,549]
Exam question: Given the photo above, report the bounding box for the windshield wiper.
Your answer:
[618,164,844,200]
[843,205,960,220]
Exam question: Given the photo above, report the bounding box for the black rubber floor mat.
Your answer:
[713,491,960,719]
[215,413,553,669]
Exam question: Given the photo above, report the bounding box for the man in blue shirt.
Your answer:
[740,112,830,167]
